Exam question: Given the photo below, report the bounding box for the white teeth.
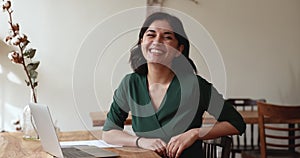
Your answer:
[150,49,164,54]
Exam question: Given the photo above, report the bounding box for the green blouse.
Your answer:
[103,73,246,157]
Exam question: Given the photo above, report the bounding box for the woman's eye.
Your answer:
[146,34,155,37]
[165,36,173,40]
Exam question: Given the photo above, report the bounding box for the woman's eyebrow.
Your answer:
[164,32,173,35]
[146,29,174,35]
[146,30,156,33]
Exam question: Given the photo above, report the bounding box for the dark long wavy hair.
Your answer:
[129,12,197,75]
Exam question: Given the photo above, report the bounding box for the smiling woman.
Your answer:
[102,12,246,158]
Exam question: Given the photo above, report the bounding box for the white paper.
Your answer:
[60,140,122,148]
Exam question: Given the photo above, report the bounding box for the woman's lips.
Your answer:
[149,48,165,55]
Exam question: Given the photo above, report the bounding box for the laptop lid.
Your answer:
[29,103,64,157]
[29,103,119,158]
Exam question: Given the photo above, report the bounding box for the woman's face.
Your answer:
[141,20,184,67]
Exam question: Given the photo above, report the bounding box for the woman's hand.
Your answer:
[138,137,168,157]
[166,128,199,158]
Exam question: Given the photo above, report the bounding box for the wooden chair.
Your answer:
[203,136,233,158]
[242,102,300,158]
[226,98,266,158]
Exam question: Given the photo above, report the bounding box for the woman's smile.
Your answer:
[149,48,164,55]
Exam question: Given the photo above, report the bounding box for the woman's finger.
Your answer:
[154,143,167,157]
[168,142,179,158]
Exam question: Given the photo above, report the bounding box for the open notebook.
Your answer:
[29,102,119,158]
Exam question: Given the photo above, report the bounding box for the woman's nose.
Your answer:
[153,35,163,43]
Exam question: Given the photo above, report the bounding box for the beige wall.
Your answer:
[164,0,300,104]
[0,0,147,131]
[0,0,299,131]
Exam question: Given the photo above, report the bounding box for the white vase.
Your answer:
[22,105,38,139]
[22,89,38,140]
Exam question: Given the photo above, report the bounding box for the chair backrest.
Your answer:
[258,102,300,158]
[226,98,266,150]
[203,136,233,158]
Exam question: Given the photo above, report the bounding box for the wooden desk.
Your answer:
[203,111,259,124]
[90,112,132,127]
[90,110,300,127]
[90,111,260,127]
[0,131,160,158]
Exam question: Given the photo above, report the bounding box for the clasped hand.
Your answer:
[138,129,198,158]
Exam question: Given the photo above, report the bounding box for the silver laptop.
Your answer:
[29,102,119,158]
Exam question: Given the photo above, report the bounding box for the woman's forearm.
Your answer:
[102,129,138,147]
[198,121,240,140]
[102,122,239,146]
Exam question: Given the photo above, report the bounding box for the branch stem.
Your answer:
[6,7,37,103]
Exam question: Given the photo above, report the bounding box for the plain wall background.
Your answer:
[0,0,299,131]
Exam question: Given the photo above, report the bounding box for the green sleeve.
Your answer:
[198,76,246,135]
[103,75,130,131]
[217,100,246,135]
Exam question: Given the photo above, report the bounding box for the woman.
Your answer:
[102,12,246,158]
